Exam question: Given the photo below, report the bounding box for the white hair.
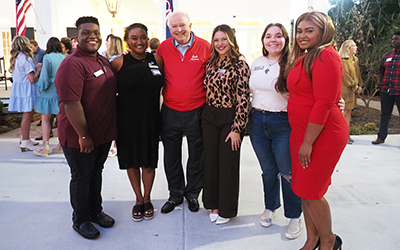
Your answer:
[167,11,191,27]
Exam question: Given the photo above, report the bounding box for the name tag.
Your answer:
[94,69,104,77]
[217,68,226,74]
[386,57,393,62]
[148,62,159,69]
[254,66,264,70]
[151,69,162,76]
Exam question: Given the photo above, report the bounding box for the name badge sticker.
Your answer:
[254,66,264,70]
[386,57,393,62]
[94,69,104,77]
[217,68,226,74]
[151,69,162,76]
[148,62,159,69]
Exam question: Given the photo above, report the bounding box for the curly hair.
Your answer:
[9,36,34,73]
[75,16,99,29]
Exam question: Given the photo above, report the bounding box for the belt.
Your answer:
[253,107,287,115]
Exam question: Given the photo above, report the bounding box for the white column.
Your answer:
[33,0,54,48]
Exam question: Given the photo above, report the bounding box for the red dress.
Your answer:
[287,46,348,200]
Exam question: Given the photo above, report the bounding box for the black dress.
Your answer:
[116,52,164,169]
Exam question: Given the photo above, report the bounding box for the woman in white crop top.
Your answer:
[249,23,303,240]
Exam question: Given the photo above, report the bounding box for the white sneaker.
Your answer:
[20,139,37,152]
[215,216,230,225]
[209,212,218,223]
[260,209,275,227]
[285,218,302,239]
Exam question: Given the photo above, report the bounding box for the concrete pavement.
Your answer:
[1,135,400,250]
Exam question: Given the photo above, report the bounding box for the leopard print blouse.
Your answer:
[203,57,250,133]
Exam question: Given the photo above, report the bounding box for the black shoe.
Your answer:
[333,234,342,250]
[188,198,199,212]
[161,200,182,213]
[371,138,384,145]
[90,211,115,228]
[73,221,100,239]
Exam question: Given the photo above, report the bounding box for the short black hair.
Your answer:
[394,30,400,36]
[45,37,63,54]
[75,16,100,29]
[124,23,148,42]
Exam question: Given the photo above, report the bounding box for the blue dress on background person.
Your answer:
[36,52,66,114]
[8,53,38,112]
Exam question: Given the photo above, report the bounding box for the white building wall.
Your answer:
[0,0,329,68]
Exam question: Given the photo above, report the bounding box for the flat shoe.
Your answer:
[144,202,154,220]
[90,211,115,228]
[73,221,100,239]
[216,216,230,225]
[161,200,182,214]
[209,212,218,222]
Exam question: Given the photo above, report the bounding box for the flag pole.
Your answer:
[28,0,46,35]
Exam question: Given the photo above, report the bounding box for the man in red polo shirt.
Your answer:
[156,11,211,214]
[55,16,117,239]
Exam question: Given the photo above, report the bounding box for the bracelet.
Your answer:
[81,135,90,140]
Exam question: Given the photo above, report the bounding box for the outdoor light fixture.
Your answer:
[105,0,121,18]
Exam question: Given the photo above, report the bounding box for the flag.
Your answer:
[16,0,32,36]
[165,0,174,39]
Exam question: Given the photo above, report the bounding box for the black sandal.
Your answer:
[144,202,154,220]
[132,204,144,222]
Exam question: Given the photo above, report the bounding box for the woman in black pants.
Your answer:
[202,24,250,225]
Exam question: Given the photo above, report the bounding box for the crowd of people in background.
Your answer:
[8,8,400,250]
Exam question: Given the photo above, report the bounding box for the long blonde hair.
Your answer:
[338,40,355,59]
[290,11,336,80]
[107,36,123,58]
[9,36,34,73]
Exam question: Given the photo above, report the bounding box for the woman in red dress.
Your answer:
[285,11,347,250]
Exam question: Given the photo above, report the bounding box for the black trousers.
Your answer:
[378,92,400,140]
[62,141,111,226]
[161,104,204,202]
[201,104,242,218]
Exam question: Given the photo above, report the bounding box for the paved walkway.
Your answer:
[0,134,400,249]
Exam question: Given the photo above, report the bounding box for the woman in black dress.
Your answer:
[111,23,164,222]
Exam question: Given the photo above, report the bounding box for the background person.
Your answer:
[30,39,45,64]
[61,37,73,55]
[106,35,124,157]
[55,16,117,240]
[156,11,211,214]
[149,37,160,53]
[111,23,164,222]
[34,37,66,157]
[249,23,302,239]
[284,11,346,250]
[8,36,41,151]
[372,31,400,145]
[338,40,363,144]
[202,24,250,225]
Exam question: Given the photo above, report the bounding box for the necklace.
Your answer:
[265,57,279,74]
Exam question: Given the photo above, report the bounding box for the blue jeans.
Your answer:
[378,92,400,141]
[250,109,302,219]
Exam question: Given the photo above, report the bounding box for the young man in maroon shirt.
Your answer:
[55,16,117,239]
